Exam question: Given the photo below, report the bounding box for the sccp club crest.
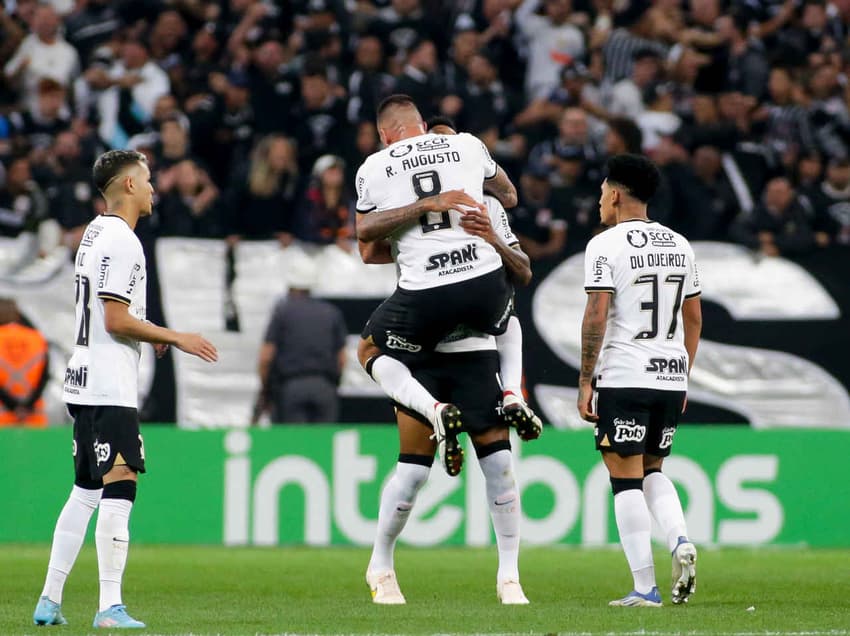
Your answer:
[626,229,648,248]
[389,144,413,158]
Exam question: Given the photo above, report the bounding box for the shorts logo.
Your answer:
[385,332,422,353]
[627,230,648,248]
[94,441,111,465]
[72,440,77,457]
[139,434,145,461]
[613,417,646,443]
[659,426,676,449]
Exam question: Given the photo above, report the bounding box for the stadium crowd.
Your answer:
[1,0,850,267]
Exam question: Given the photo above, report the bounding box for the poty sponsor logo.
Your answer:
[659,427,676,449]
[385,333,422,353]
[94,441,111,465]
[613,418,646,443]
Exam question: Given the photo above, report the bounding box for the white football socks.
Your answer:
[479,449,521,583]
[368,462,430,573]
[644,471,689,552]
[496,316,524,398]
[614,489,656,594]
[95,498,133,611]
[370,356,440,424]
[41,485,102,604]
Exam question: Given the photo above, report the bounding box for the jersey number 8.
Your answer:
[412,170,451,234]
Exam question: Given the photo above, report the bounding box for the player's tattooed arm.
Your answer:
[682,296,702,374]
[579,291,611,386]
[483,166,518,208]
[356,190,485,241]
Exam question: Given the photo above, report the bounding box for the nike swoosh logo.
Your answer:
[112,538,129,543]
[494,498,516,506]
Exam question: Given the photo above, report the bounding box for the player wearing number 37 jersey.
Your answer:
[578,154,702,608]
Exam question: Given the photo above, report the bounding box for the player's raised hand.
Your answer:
[154,343,170,359]
[459,206,497,243]
[577,383,598,422]
[430,190,485,214]
[175,333,218,363]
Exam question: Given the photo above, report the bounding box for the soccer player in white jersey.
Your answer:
[355,95,537,476]
[578,154,702,607]
[358,177,534,605]
[33,150,218,629]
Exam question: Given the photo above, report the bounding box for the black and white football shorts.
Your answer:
[362,268,513,364]
[594,387,686,457]
[394,350,504,435]
[70,404,146,485]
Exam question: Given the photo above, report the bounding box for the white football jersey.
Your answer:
[583,220,700,390]
[355,132,505,290]
[64,215,147,408]
[436,196,518,354]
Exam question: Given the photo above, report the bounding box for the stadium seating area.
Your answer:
[2,0,850,426]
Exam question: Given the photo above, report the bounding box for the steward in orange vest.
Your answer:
[0,299,49,427]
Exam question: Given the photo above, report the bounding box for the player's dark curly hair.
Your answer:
[606,153,661,203]
[92,150,147,194]
[426,116,457,132]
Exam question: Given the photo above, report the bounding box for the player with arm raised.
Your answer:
[578,154,702,607]
[33,150,218,629]
[355,95,523,476]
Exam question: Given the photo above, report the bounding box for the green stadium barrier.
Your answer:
[2,426,848,546]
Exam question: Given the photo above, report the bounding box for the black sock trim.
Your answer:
[475,439,511,459]
[102,480,137,502]
[644,467,662,477]
[365,354,383,379]
[398,453,433,467]
[610,477,643,495]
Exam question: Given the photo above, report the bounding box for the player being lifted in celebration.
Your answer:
[355,96,540,476]
[358,118,538,606]
[578,154,702,607]
[33,150,218,629]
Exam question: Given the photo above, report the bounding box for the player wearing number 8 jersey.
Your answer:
[34,150,218,629]
[578,154,702,607]
[355,95,524,476]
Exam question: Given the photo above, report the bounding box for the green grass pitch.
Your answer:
[3,545,849,635]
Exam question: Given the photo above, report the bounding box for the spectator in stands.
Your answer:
[548,144,598,252]
[807,64,850,161]
[177,21,226,104]
[529,107,605,181]
[604,116,644,156]
[188,69,255,183]
[0,298,49,427]
[608,48,661,120]
[366,0,443,64]
[63,0,122,67]
[293,154,355,249]
[85,39,170,148]
[603,0,669,84]
[509,164,567,262]
[730,176,817,257]
[248,39,299,135]
[148,10,188,76]
[3,4,79,111]
[292,59,351,175]
[0,155,48,240]
[0,9,25,102]
[33,130,95,251]
[685,144,741,241]
[9,77,71,153]
[258,256,347,424]
[392,37,451,121]
[514,0,585,101]
[224,134,300,242]
[347,35,394,124]
[716,11,769,99]
[153,115,193,169]
[157,159,221,238]
[803,157,850,246]
[757,67,815,164]
[443,19,478,97]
